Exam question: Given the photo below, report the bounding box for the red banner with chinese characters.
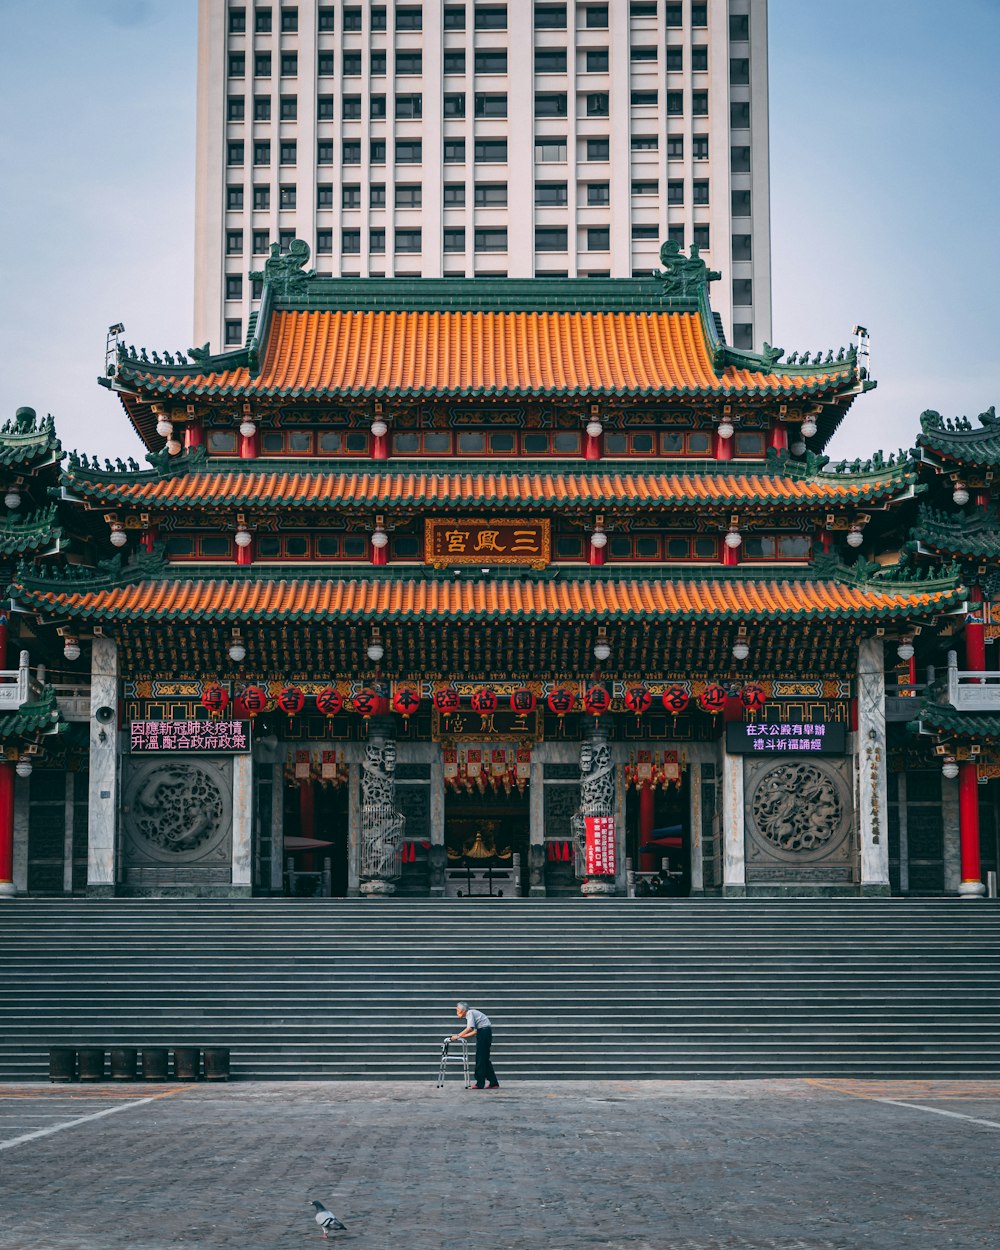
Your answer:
[584,815,616,877]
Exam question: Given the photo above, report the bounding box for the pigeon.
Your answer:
[310,1199,347,1237]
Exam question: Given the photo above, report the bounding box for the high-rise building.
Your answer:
[195,0,770,352]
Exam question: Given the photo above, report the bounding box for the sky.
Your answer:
[0,0,997,463]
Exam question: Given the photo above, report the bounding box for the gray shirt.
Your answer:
[465,1007,491,1032]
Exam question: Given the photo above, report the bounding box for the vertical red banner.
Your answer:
[585,816,616,876]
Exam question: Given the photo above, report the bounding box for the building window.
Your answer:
[443,50,466,73]
[587,227,610,251]
[226,185,244,210]
[586,183,609,205]
[253,185,270,209]
[371,7,387,30]
[279,94,297,120]
[631,90,657,107]
[278,229,295,250]
[665,47,682,71]
[475,182,508,206]
[585,92,609,116]
[228,53,246,77]
[586,49,609,72]
[443,183,466,205]
[444,228,466,253]
[254,95,271,121]
[730,58,750,85]
[317,139,334,164]
[396,5,422,29]
[370,95,387,118]
[664,2,681,22]
[370,184,386,207]
[342,6,361,29]
[534,4,565,27]
[227,141,244,166]
[667,225,684,246]
[584,5,609,28]
[342,230,361,255]
[691,44,708,72]
[229,8,246,33]
[444,93,466,117]
[537,182,568,206]
[475,139,507,163]
[730,14,750,41]
[226,230,243,255]
[318,6,335,30]
[342,141,361,164]
[635,45,659,64]
[536,93,567,117]
[732,324,754,350]
[692,180,709,205]
[279,185,295,209]
[733,279,753,306]
[280,52,297,76]
[666,136,684,160]
[253,141,271,165]
[370,140,387,165]
[693,134,709,159]
[632,179,658,196]
[731,146,751,172]
[370,229,386,253]
[692,90,708,116]
[279,141,296,165]
[227,95,245,121]
[343,51,362,75]
[732,234,752,261]
[225,319,243,346]
[254,53,271,77]
[476,5,508,28]
[391,184,418,208]
[371,51,387,74]
[536,227,568,252]
[342,185,360,208]
[444,5,466,29]
[631,0,657,14]
[731,101,750,129]
[252,230,270,254]
[397,51,423,75]
[631,225,658,240]
[396,140,422,164]
[316,229,333,254]
[667,180,684,205]
[732,189,751,216]
[692,224,710,249]
[317,51,335,76]
[692,3,708,26]
[666,91,683,115]
[336,96,359,120]
[475,50,507,74]
[255,6,272,32]
[396,94,423,118]
[281,6,297,31]
[317,94,334,120]
[396,229,422,253]
[475,93,507,117]
[585,138,610,161]
[475,228,508,251]
[631,134,658,151]
[444,139,466,164]
[535,48,567,73]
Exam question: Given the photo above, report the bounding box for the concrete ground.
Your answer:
[1,1079,998,1250]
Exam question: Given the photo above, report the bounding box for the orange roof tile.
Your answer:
[16,577,962,624]
[125,311,850,399]
[67,469,909,510]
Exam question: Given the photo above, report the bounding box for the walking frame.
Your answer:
[435,1035,470,1088]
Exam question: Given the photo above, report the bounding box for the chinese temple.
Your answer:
[0,240,996,901]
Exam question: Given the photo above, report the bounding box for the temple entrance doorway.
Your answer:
[282,774,349,897]
[444,783,529,898]
[626,773,691,897]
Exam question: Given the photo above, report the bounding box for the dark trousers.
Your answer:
[474,1028,498,1087]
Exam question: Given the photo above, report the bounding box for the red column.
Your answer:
[966,585,986,678]
[638,782,656,872]
[236,538,254,567]
[714,431,733,461]
[372,431,389,460]
[0,615,13,896]
[721,541,740,568]
[371,541,388,567]
[141,524,158,554]
[584,430,603,460]
[767,422,788,453]
[184,421,204,450]
[588,540,606,567]
[958,761,985,896]
[239,430,258,459]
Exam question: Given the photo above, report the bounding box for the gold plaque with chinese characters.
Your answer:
[424,518,551,568]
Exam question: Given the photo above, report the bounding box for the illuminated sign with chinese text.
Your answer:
[424,518,550,568]
[725,722,846,755]
[129,721,252,753]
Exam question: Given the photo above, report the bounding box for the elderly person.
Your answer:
[451,1001,499,1089]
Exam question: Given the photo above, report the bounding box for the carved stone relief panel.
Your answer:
[122,758,233,872]
[744,757,855,883]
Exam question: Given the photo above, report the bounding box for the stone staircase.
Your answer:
[2,898,1000,1081]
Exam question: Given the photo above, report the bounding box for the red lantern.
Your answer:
[661,685,690,714]
[741,682,767,711]
[352,686,386,718]
[233,684,267,719]
[510,688,537,714]
[624,686,653,717]
[546,687,577,718]
[583,685,612,717]
[278,685,305,716]
[315,686,343,717]
[201,684,229,717]
[471,687,498,715]
[392,686,421,720]
[698,683,728,714]
[433,687,460,717]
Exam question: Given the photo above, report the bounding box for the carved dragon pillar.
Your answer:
[359,720,405,897]
[574,729,617,897]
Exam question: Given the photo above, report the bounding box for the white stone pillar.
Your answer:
[347,762,361,896]
[429,747,445,897]
[689,761,704,894]
[529,755,546,897]
[941,772,961,894]
[721,749,746,895]
[231,753,253,891]
[62,772,75,894]
[269,763,283,892]
[87,636,118,894]
[857,636,891,894]
[12,773,29,894]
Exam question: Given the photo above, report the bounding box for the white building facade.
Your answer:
[195,0,771,352]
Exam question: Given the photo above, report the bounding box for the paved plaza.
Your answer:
[1,1078,998,1250]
